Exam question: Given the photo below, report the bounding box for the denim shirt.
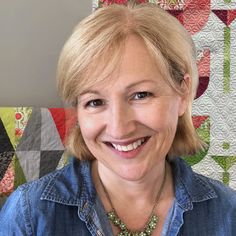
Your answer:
[0,157,236,236]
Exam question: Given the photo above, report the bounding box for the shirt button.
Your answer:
[83,202,88,210]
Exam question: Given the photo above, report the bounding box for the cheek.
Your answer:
[137,101,180,131]
[165,108,179,132]
[78,113,102,141]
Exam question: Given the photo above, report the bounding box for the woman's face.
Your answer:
[77,35,187,181]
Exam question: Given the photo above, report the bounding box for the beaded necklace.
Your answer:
[98,164,167,236]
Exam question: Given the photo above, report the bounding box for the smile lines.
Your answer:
[110,137,147,152]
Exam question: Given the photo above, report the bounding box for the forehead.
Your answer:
[78,35,170,94]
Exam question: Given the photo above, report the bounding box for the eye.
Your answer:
[85,99,104,108]
[132,91,153,100]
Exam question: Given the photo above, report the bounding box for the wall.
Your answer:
[0,0,92,107]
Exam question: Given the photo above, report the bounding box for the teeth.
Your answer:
[111,138,147,152]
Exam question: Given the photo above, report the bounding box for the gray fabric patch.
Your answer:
[41,108,64,151]
[16,151,40,181]
[39,150,64,177]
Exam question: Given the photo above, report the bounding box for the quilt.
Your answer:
[0,107,76,207]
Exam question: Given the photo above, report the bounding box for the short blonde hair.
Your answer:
[57,2,205,160]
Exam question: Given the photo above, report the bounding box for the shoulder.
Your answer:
[0,164,67,207]
[13,160,74,199]
[1,158,91,206]
[172,158,236,210]
[0,159,93,235]
[192,174,236,234]
[172,158,236,234]
[0,171,59,235]
[0,163,69,217]
[196,173,236,207]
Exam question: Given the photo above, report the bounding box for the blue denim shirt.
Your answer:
[0,157,236,236]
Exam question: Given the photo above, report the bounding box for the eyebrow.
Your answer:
[79,79,157,96]
[126,79,156,90]
[79,90,101,97]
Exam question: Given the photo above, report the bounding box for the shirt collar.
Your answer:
[171,158,217,211]
[40,157,218,214]
[40,158,96,220]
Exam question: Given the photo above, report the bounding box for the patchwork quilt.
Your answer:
[1,0,236,207]
[0,108,77,207]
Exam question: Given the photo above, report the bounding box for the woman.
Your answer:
[0,2,236,236]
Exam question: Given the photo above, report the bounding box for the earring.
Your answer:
[76,122,80,128]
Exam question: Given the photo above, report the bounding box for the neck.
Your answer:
[92,160,171,206]
[92,160,174,235]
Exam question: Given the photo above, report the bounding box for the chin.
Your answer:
[114,163,150,181]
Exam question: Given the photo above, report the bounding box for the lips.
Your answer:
[105,137,150,152]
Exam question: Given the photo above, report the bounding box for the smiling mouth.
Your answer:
[105,137,150,152]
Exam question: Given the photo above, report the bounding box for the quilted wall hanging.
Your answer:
[0,0,236,207]
[0,107,77,207]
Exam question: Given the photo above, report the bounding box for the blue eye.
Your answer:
[133,92,152,100]
[86,99,104,107]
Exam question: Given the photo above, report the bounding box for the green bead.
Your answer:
[123,230,131,236]
[120,222,127,230]
[107,209,158,236]
[114,218,121,226]
[107,211,116,220]
[149,221,156,229]
[132,233,139,236]
[151,215,158,223]
[118,232,129,236]
[145,228,152,235]
[139,232,147,236]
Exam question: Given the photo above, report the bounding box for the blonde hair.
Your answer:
[57,2,205,160]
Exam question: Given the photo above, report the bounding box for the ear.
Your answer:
[178,73,190,116]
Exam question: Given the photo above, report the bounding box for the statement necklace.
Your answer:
[98,165,167,236]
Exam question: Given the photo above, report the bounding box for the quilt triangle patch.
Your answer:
[16,108,41,151]
[13,154,26,188]
[213,10,236,26]
[0,160,14,195]
[41,108,64,151]
[15,151,40,182]
[192,116,208,129]
[0,108,15,148]
[212,156,236,172]
[0,118,15,153]
[39,150,64,177]
[0,118,15,181]
[167,10,184,24]
[15,107,33,146]
[0,151,15,181]
[195,77,209,99]
[48,108,66,144]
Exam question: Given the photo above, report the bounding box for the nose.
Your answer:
[106,100,136,139]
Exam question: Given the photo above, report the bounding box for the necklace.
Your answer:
[98,164,167,236]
